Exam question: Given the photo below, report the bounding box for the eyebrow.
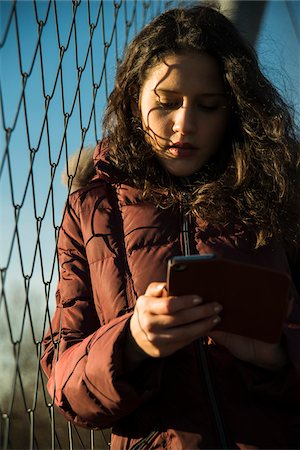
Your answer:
[153,89,227,97]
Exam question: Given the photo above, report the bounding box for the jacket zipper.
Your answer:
[180,194,229,449]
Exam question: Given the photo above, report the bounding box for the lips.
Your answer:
[167,142,197,157]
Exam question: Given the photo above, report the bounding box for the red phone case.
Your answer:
[167,255,291,343]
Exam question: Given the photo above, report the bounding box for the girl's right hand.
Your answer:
[129,282,222,359]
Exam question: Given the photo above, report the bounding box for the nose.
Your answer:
[172,105,197,135]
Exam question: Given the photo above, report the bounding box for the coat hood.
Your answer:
[62,141,122,193]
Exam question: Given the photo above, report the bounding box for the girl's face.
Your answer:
[139,52,230,177]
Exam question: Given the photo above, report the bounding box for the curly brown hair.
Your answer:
[103,4,300,249]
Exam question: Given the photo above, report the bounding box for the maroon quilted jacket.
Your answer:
[42,143,300,449]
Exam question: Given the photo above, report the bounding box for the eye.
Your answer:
[156,99,181,110]
[198,104,219,112]
[198,104,227,112]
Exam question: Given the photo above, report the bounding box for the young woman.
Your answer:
[42,5,300,449]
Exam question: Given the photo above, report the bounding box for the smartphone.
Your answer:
[167,254,291,343]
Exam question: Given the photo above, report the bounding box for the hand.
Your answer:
[210,330,288,371]
[129,282,222,359]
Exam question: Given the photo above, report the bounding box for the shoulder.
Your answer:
[67,180,116,217]
[59,181,118,246]
[287,242,300,285]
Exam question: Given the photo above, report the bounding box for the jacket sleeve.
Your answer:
[41,195,163,429]
[233,247,300,407]
[284,246,300,372]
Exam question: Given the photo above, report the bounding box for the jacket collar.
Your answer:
[93,140,125,183]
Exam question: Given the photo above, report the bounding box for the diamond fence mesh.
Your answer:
[0,1,181,449]
[1,1,299,449]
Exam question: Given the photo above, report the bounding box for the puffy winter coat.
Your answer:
[42,143,300,449]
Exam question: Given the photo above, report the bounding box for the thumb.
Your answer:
[145,282,167,298]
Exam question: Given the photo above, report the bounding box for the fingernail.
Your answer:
[214,304,223,313]
[213,316,221,324]
[193,296,203,305]
[157,283,166,291]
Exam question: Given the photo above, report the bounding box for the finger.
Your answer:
[144,282,167,297]
[146,302,223,330]
[170,302,222,326]
[145,314,222,345]
[165,295,204,313]
[139,293,202,316]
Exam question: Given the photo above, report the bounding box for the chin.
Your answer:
[166,164,204,178]
[172,171,197,177]
[157,156,205,178]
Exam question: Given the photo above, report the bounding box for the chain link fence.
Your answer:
[0,2,181,448]
[1,1,299,449]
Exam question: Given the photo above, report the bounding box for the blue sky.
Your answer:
[257,1,300,117]
[0,0,299,328]
[0,1,299,435]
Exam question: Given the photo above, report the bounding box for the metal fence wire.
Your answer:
[0,1,181,449]
[1,1,300,449]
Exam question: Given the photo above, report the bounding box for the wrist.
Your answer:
[123,320,149,372]
[252,342,289,371]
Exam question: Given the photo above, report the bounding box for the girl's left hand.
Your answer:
[209,330,288,371]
